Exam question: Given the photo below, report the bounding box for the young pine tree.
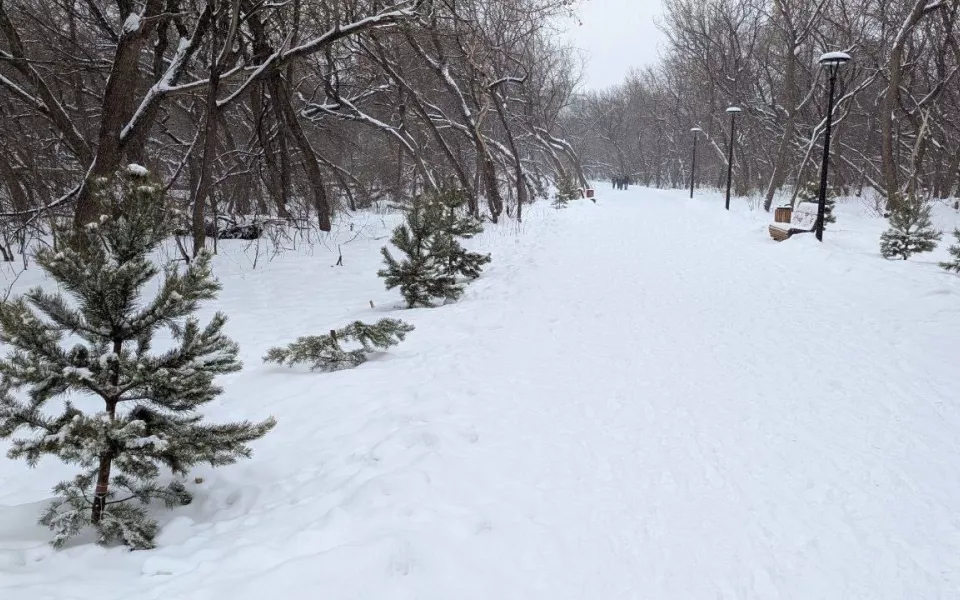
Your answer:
[553,172,579,209]
[379,198,457,308]
[879,197,941,260]
[796,180,836,225]
[437,191,491,281]
[264,319,414,372]
[0,167,275,550]
[940,229,960,273]
[379,190,490,308]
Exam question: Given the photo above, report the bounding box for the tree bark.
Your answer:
[191,65,222,256]
[763,36,799,210]
[276,79,332,231]
[939,144,960,199]
[91,338,123,524]
[490,87,528,222]
[882,0,939,210]
[73,0,165,229]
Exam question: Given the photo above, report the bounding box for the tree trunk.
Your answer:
[882,0,937,210]
[73,0,165,229]
[253,83,291,218]
[191,67,222,256]
[881,61,903,209]
[763,40,799,211]
[0,153,29,213]
[276,79,332,231]
[940,144,960,199]
[490,86,527,222]
[91,338,123,524]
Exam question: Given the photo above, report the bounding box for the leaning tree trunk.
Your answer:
[276,79,332,231]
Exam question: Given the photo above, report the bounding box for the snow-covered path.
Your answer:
[3,189,960,599]
[425,193,960,598]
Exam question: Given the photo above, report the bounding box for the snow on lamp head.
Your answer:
[818,51,851,67]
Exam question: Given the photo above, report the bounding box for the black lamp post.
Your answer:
[724,106,742,210]
[814,51,851,242]
[690,127,702,199]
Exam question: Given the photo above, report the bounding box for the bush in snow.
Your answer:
[879,197,941,260]
[379,190,491,308]
[553,172,579,209]
[264,319,414,372]
[0,167,275,550]
[941,229,960,273]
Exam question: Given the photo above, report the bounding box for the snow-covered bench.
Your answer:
[769,202,818,242]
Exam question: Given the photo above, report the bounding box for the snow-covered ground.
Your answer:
[2,187,960,599]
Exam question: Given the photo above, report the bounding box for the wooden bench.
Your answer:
[769,202,818,242]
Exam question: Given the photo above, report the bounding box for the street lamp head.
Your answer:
[691,127,702,133]
[726,106,742,114]
[819,51,851,67]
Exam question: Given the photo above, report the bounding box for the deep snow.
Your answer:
[2,188,960,599]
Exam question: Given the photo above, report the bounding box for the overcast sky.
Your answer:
[562,0,668,90]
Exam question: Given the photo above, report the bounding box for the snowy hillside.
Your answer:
[3,188,960,599]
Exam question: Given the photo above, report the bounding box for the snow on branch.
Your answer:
[217,1,423,109]
[121,13,142,35]
[120,7,214,143]
[214,42,289,109]
[283,1,422,62]
[300,86,391,120]
[0,71,42,108]
[487,75,527,90]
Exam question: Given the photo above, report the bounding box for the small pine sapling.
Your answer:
[796,180,836,225]
[379,190,490,308]
[264,318,414,372]
[940,229,960,273]
[379,198,458,308]
[531,175,549,201]
[0,166,275,550]
[436,190,491,281]
[553,172,579,209]
[879,197,941,260]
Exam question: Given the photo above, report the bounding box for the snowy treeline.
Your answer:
[563,0,960,211]
[0,0,584,259]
